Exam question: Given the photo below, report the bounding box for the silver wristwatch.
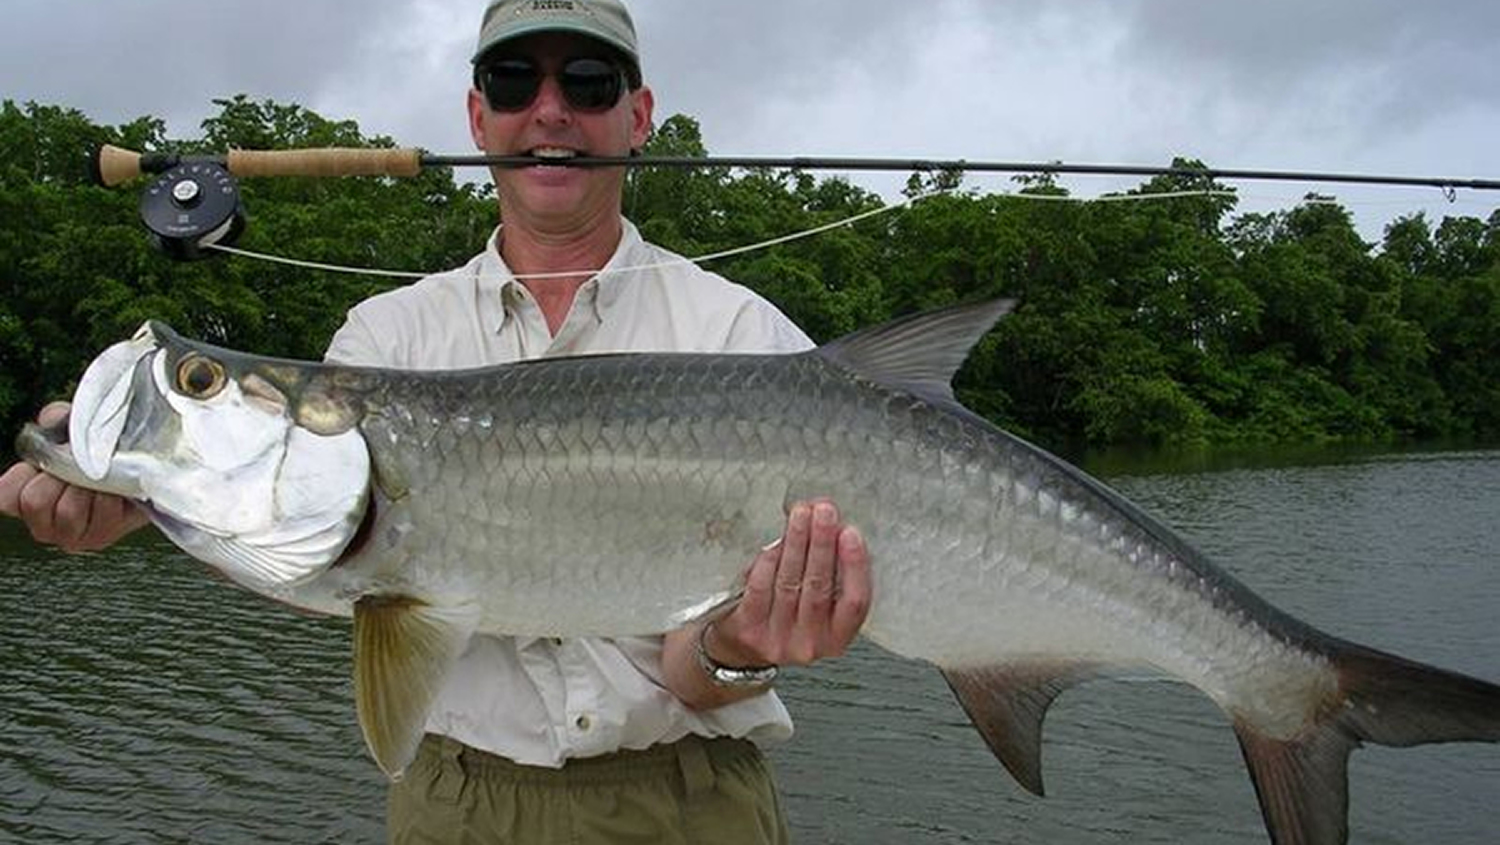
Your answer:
[695,623,779,687]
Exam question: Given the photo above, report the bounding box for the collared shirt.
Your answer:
[325,220,812,767]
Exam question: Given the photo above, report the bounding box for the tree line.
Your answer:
[2,97,1497,458]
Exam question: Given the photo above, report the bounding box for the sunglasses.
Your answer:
[476,57,628,113]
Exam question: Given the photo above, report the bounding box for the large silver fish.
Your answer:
[17,300,1499,845]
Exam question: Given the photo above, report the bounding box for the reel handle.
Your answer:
[94,144,424,187]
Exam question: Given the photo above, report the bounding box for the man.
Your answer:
[0,1,871,842]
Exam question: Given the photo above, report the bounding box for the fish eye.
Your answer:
[175,355,227,398]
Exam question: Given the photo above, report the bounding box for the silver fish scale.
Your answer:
[334,350,1330,722]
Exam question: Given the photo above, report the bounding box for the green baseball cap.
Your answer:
[473,0,640,70]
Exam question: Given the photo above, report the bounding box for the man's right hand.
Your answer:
[0,401,148,552]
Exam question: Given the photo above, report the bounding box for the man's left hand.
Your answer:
[661,499,870,709]
[705,499,871,669]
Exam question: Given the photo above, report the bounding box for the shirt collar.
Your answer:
[477,219,645,333]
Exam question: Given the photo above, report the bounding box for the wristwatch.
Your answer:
[695,622,780,687]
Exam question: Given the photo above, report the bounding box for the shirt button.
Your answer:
[575,714,591,731]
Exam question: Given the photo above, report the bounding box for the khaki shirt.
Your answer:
[326,220,811,767]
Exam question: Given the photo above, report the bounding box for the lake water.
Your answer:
[2,448,1497,843]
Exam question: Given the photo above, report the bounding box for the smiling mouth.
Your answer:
[527,147,581,165]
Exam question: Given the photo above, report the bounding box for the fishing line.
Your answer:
[210,181,1483,280]
[203,187,937,280]
[201,187,1241,281]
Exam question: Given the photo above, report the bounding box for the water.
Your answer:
[2,449,1497,843]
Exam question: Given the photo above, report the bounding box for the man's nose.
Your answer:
[530,75,573,123]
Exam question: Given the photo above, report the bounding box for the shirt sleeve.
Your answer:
[324,310,392,367]
[722,297,816,354]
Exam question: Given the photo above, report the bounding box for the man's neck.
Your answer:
[499,215,625,336]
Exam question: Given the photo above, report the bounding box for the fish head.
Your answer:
[49,322,371,594]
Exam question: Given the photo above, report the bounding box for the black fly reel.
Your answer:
[139,161,246,260]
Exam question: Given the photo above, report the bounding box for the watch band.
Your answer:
[695,622,779,687]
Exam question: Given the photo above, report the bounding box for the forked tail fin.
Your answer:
[1234,644,1500,845]
[943,646,1499,845]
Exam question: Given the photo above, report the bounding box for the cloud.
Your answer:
[309,0,477,149]
[1113,0,1500,150]
[2,0,1494,235]
[2,0,397,135]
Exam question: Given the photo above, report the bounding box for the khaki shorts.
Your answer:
[387,734,790,845]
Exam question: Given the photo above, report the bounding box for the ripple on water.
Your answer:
[3,449,1498,843]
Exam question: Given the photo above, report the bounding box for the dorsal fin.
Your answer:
[815,299,1017,403]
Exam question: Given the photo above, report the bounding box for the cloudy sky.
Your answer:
[4,0,1497,241]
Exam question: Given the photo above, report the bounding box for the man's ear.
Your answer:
[467,87,490,151]
[630,86,655,150]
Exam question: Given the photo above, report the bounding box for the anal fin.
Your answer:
[353,595,479,780]
[941,661,1101,797]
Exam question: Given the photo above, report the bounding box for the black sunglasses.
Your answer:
[476,57,628,113]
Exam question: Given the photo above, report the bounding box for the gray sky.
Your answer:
[4,0,1497,241]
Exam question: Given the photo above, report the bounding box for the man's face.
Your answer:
[468,32,653,232]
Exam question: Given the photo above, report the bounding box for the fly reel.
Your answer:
[138,161,246,260]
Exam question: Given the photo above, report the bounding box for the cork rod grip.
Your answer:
[226,148,424,179]
[96,144,144,187]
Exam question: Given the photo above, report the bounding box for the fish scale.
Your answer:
[338,344,1323,715]
[18,298,1499,845]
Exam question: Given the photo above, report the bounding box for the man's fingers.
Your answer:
[735,539,782,623]
[51,484,98,548]
[713,499,871,669]
[0,463,41,518]
[767,502,812,636]
[825,526,871,655]
[2,402,143,554]
[78,497,147,551]
[38,401,70,428]
[801,501,840,601]
[4,461,141,552]
[17,471,69,542]
[791,501,841,654]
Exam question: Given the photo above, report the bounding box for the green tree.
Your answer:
[4,98,1499,456]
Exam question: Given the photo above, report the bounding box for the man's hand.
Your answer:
[0,402,148,552]
[662,499,872,709]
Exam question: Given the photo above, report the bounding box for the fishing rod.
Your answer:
[94,144,1500,260]
[96,143,1500,190]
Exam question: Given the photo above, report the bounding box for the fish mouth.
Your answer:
[15,417,143,499]
[14,416,69,472]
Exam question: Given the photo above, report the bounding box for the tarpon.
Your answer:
[17,299,1500,845]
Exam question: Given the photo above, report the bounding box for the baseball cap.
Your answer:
[473,0,640,72]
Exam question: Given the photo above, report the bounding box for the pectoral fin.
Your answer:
[941,661,1103,797]
[353,595,479,780]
